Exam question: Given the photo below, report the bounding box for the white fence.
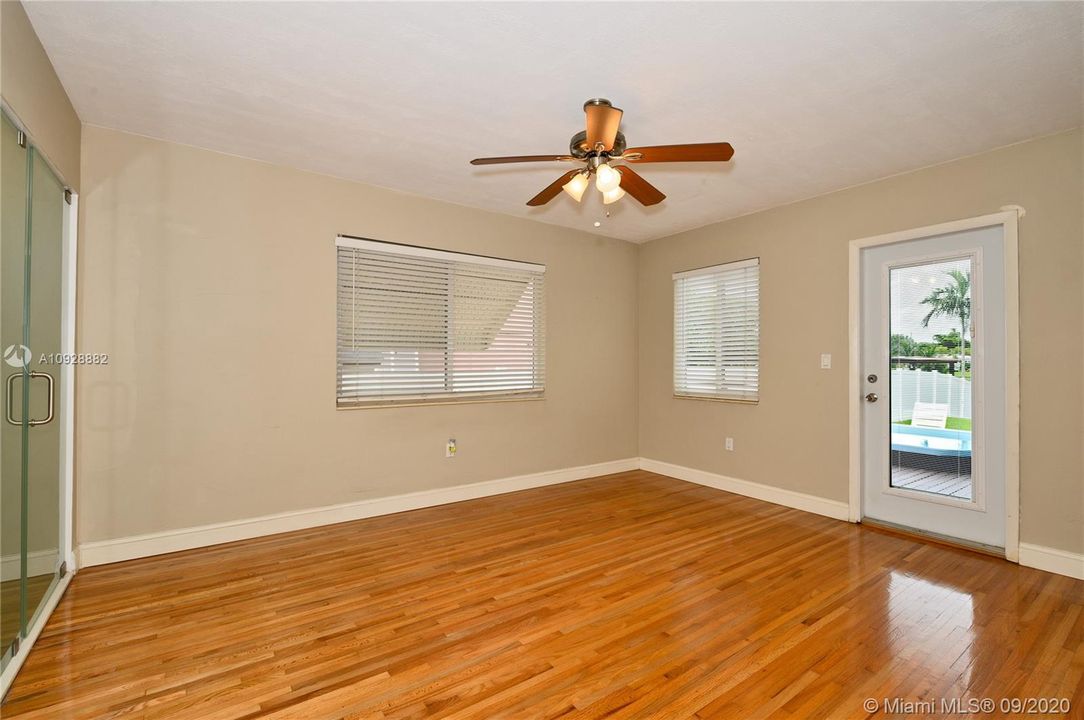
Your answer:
[890,369,972,422]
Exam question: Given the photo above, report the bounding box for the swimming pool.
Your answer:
[890,424,972,458]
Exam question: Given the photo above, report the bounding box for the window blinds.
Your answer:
[336,237,545,406]
[673,257,759,402]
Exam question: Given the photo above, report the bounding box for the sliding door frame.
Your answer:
[847,209,1021,562]
[0,102,78,700]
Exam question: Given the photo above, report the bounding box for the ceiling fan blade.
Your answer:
[585,101,623,151]
[527,170,582,207]
[623,142,734,163]
[617,166,666,206]
[471,155,575,165]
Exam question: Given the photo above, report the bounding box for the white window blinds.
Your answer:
[336,237,546,406]
[673,257,759,402]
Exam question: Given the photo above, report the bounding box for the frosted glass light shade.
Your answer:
[562,172,589,202]
[602,186,626,204]
[595,163,621,192]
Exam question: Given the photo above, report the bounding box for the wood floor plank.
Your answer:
[3,470,1082,718]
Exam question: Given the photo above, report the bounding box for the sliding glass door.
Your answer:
[1,110,67,671]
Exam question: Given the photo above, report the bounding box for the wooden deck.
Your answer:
[4,470,1081,718]
[892,465,973,499]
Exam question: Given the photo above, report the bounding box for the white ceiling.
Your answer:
[25,2,1083,243]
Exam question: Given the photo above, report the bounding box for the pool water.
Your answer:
[890,424,972,457]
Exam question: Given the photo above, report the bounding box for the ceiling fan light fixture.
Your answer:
[602,186,626,205]
[561,171,589,202]
[470,99,731,207]
[594,163,622,193]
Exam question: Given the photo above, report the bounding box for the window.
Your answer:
[336,236,545,406]
[673,257,759,402]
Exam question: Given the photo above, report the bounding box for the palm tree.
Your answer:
[921,269,970,376]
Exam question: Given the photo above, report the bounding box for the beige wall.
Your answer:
[639,130,1084,555]
[0,0,80,189]
[76,126,639,543]
[78,125,1082,558]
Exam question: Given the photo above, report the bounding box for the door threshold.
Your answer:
[860,518,1006,559]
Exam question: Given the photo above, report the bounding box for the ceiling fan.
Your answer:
[470,98,734,207]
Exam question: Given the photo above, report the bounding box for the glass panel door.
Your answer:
[0,113,29,667]
[24,142,64,631]
[861,225,1007,549]
[888,257,973,500]
[0,111,66,672]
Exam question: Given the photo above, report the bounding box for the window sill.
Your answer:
[673,394,758,405]
[338,395,544,410]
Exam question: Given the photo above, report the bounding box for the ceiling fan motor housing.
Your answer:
[570,129,627,159]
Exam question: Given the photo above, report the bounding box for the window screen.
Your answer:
[336,237,545,406]
[673,257,759,402]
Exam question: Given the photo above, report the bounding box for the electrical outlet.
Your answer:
[820,353,832,369]
[725,437,734,451]
[446,438,456,458]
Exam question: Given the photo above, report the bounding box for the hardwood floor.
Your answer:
[1,573,56,651]
[4,470,1082,718]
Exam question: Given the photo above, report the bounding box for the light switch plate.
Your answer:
[820,353,832,369]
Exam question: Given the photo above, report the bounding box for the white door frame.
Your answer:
[847,209,1021,562]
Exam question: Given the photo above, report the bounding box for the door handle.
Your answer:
[865,392,879,403]
[6,372,19,425]
[29,371,54,426]
[6,371,54,426]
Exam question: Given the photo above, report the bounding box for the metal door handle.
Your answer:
[6,371,54,426]
[865,392,878,403]
[6,372,19,425]
[29,371,54,426]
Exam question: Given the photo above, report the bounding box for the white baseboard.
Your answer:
[74,457,1083,583]
[1019,543,1084,580]
[0,549,60,582]
[639,457,851,522]
[78,457,640,568]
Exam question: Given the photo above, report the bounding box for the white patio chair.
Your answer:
[911,402,949,429]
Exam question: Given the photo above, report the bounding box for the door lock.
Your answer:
[867,374,878,383]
